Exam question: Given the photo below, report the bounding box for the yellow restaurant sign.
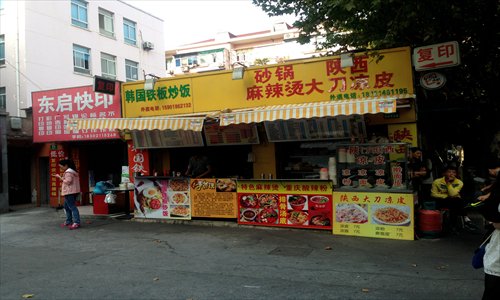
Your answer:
[122,47,414,118]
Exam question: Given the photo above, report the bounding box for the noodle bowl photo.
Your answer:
[372,205,411,226]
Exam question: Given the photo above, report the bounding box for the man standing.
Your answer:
[431,164,476,231]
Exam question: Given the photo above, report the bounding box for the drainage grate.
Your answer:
[268,247,313,257]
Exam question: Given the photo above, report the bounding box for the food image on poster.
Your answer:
[169,179,189,192]
[287,195,308,211]
[309,195,330,210]
[170,192,188,205]
[257,208,278,224]
[371,205,411,226]
[240,194,258,208]
[310,213,331,226]
[134,180,165,218]
[216,178,237,192]
[240,208,258,222]
[288,210,309,225]
[259,194,278,208]
[170,205,190,217]
[335,203,368,223]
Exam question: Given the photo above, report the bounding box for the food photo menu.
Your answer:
[133,177,191,220]
[332,191,414,240]
[237,180,333,230]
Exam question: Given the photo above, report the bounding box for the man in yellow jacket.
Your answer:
[431,164,476,231]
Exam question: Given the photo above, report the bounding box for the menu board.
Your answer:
[332,191,414,240]
[204,122,260,146]
[237,180,333,230]
[133,177,191,219]
[190,178,238,218]
[264,115,366,142]
[337,143,409,190]
[131,129,204,149]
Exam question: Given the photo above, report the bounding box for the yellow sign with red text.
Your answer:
[333,191,414,240]
[121,47,414,117]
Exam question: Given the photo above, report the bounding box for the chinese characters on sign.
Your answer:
[32,85,121,142]
[333,191,414,240]
[337,143,409,190]
[247,56,409,102]
[127,141,150,177]
[237,180,333,230]
[190,178,238,218]
[413,41,460,71]
[49,146,67,202]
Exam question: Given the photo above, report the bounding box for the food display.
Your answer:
[258,208,278,224]
[372,206,410,226]
[171,192,187,204]
[288,195,308,211]
[171,205,190,217]
[216,179,237,192]
[169,179,189,191]
[335,204,368,223]
[310,214,331,226]
[288,211,308,225]
[259,194,278,208]
[240,194,258,208]
[135,181,164,217]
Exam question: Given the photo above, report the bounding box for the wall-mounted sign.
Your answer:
[32,85,121,142]
[413,41,460,71]
[419,72,446,90]
[94,76,117,95]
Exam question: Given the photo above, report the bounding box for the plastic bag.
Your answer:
[94,181,115,195]
[472,244,486,269]
[104,192,116,204]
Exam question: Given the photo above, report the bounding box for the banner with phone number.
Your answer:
[333,191,415,240]
[237,180,333,230]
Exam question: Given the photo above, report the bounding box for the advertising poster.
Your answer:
[237,180,333,230]
[49,145,67,207]
[190,178,238,218]
[332,191,414,240]
[134,178,191,220]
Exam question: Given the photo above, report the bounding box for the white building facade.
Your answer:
[165,22,324,76]
[0,0,166,118]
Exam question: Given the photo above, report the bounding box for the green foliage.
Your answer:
[253,0,500,108]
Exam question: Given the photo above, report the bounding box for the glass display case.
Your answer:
[335,143,411,191]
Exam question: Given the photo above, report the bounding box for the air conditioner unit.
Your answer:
[142,41,154,50]
[10,117,22,130]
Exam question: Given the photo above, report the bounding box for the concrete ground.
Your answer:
[0,205,487,300]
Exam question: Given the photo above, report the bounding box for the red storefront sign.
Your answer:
[32,85,121,142]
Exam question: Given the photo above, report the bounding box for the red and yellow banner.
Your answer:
[237,180,333,230]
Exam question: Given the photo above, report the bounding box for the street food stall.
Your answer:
[69,47,418,239]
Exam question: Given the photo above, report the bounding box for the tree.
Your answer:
[253,0,500,166]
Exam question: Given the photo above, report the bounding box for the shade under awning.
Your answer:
[67,116,206,132]
[219,95,415,126]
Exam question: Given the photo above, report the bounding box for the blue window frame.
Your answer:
[123,18,136,45]
[125,59,138,81]
[71,0,88,28]
[0,35,4,65]
[73,44,91,74]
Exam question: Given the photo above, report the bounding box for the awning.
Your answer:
[219,95,415,126]
[68,116,208,132]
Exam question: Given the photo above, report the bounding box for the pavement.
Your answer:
[0,205,488,300]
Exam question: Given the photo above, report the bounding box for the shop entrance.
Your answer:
[39,157,50,205]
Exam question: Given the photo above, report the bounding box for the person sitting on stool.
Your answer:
[431,164,476,231]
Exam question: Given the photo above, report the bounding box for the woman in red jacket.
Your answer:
[52,159,81,230]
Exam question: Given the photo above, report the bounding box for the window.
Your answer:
[71,0,88,28]
[98,8,114,37]
[0,87,5,110]
[0,35,4,65]
[123,18,136,45]
[125,59,138,82]
[73,44,91,74]
[101,53,116,79]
